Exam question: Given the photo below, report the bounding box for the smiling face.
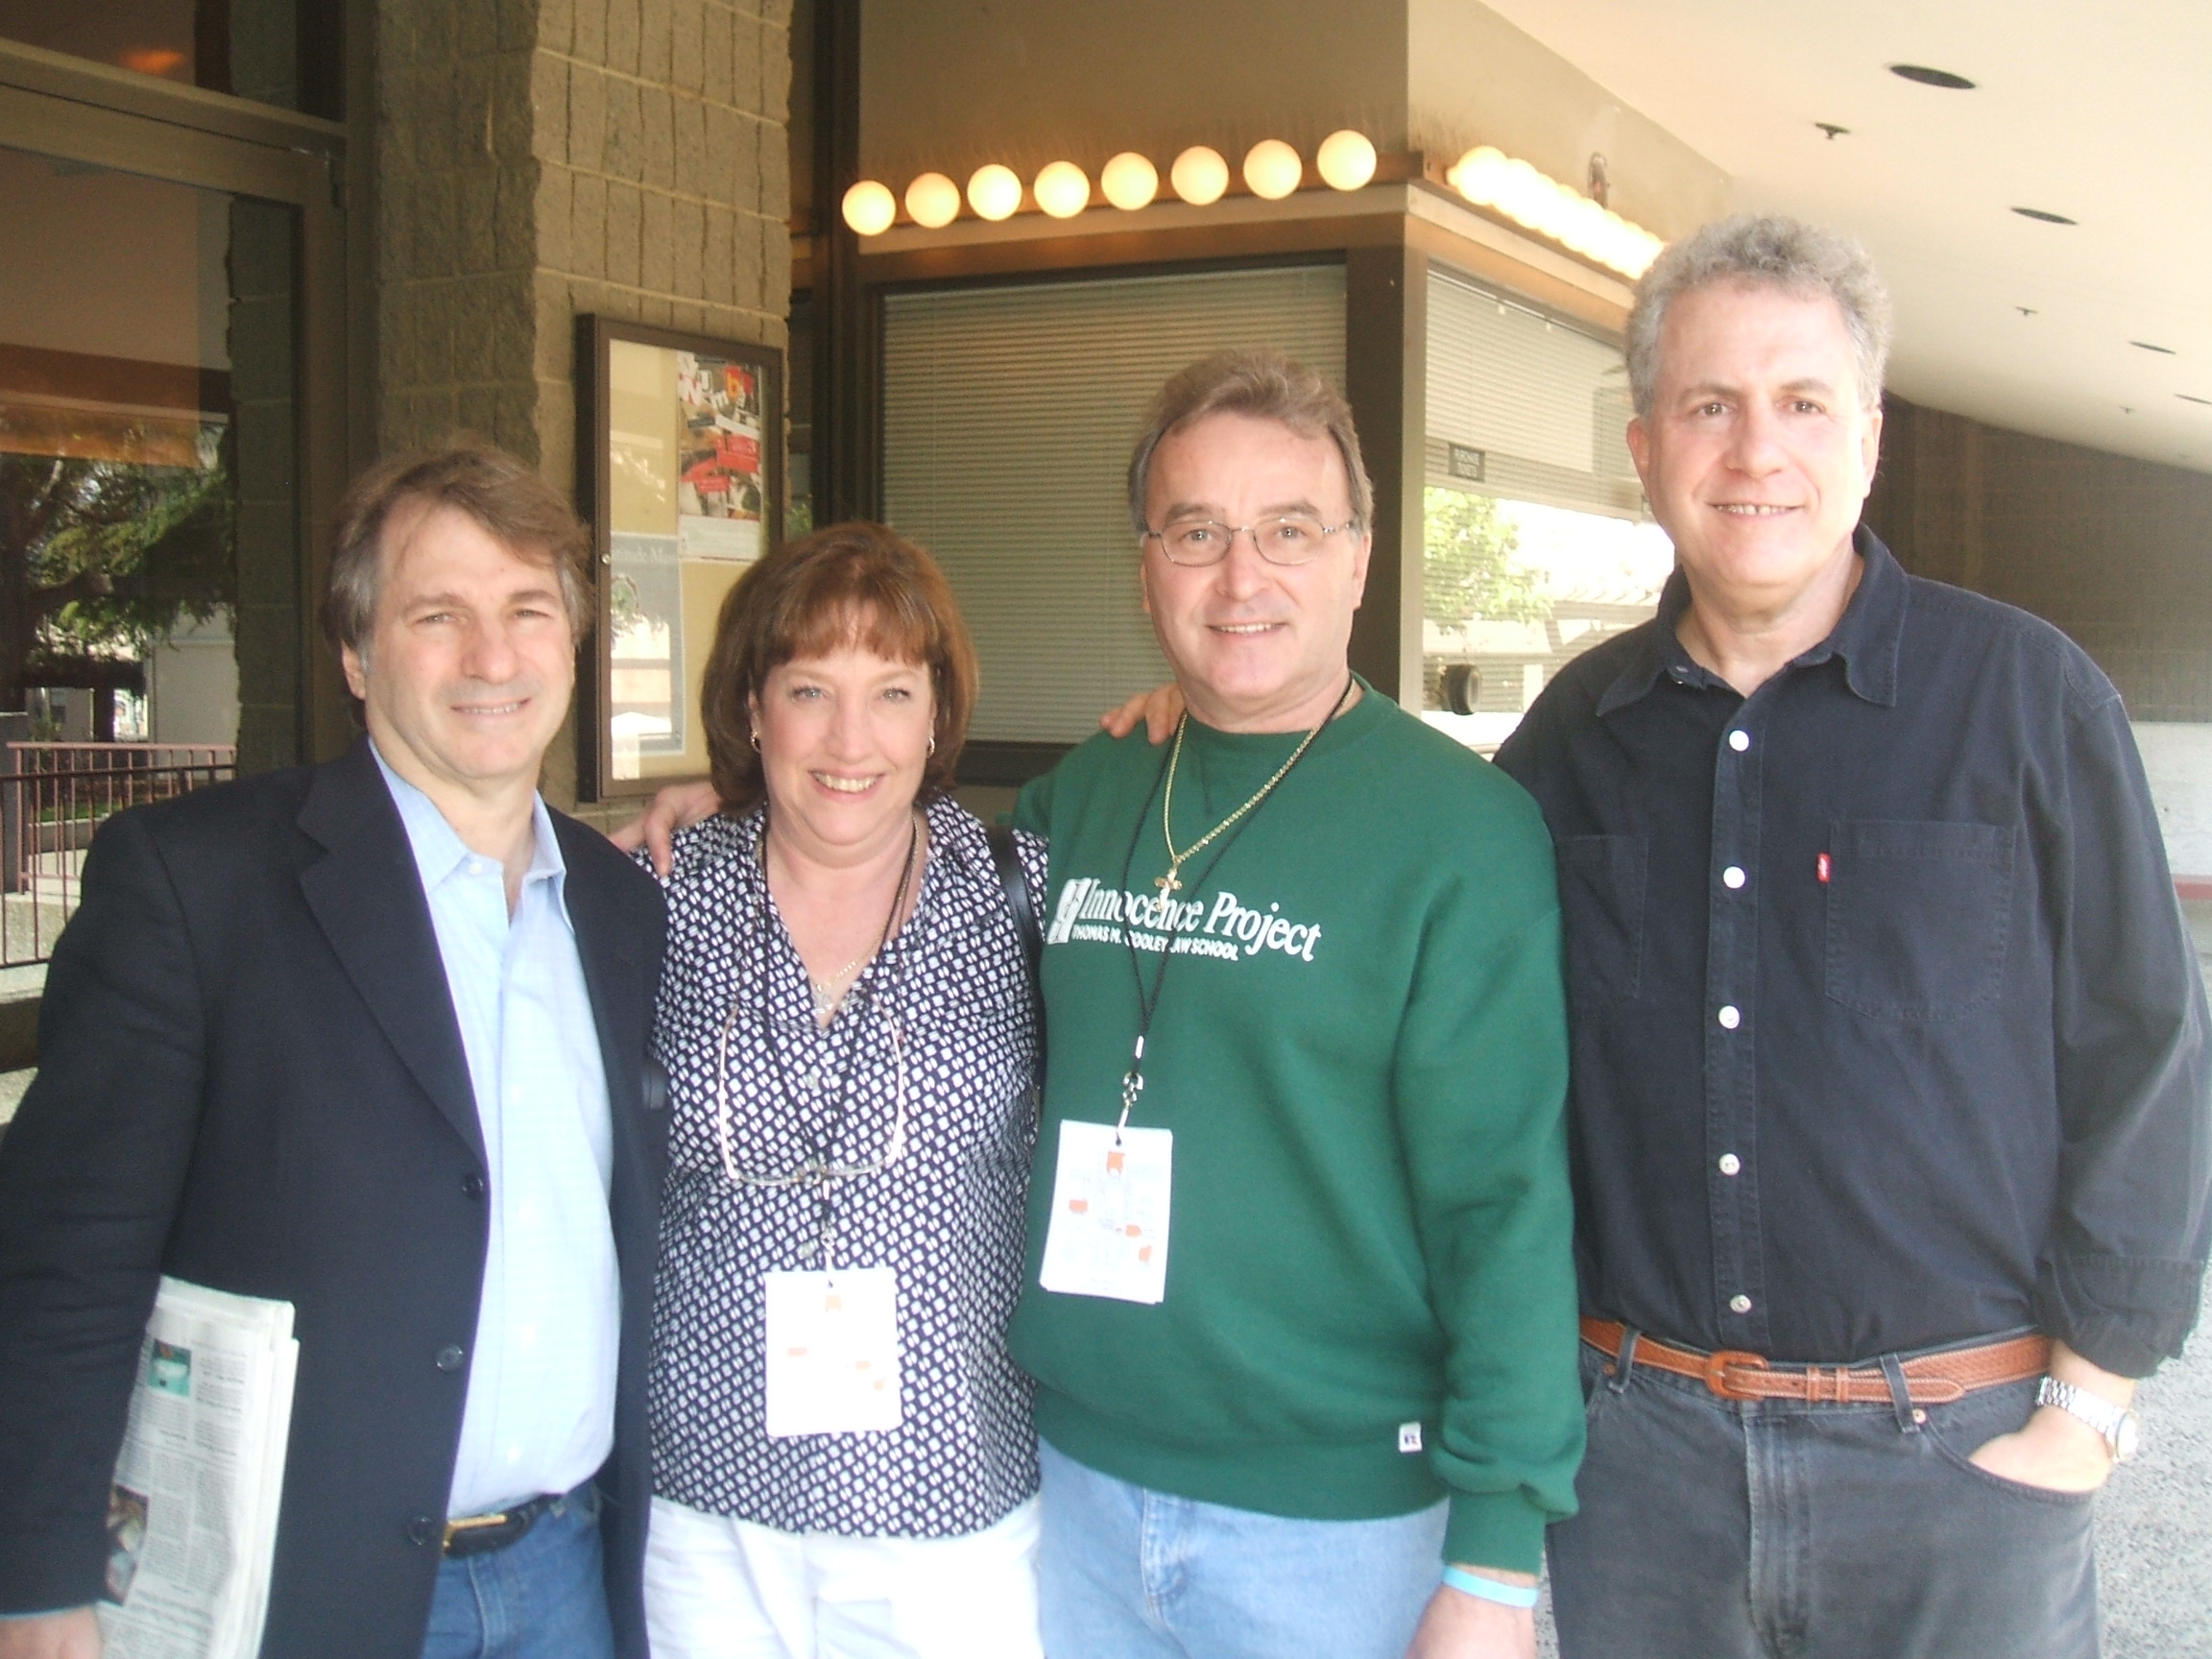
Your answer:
[751,637,934,865]
[1141,411,1372,733]
[341,502,575,808]
[1628,279,1883,621]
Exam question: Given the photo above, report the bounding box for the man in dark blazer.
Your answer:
[0,445,667,1659]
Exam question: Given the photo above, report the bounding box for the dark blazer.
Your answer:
[0,740,667,1659]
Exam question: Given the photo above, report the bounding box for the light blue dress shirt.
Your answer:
[373,747,619,1519]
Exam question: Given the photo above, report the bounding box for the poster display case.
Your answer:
[576,316,781,800]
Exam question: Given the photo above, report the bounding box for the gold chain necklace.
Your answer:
[1156,678,1353,894]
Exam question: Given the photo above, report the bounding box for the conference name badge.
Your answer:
[761,1266,902,1436]
[1038,1120,1172,1304]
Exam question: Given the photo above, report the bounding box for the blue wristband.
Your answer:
[1441,1565,1541,1609]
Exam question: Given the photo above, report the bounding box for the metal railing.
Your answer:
[1,742,236,966]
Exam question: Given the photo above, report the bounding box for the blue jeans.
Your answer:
[1036,1439,1447,1659]
[1548,1339,2099,1659]
[420,1485,616,1659]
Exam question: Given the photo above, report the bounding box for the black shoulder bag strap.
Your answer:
[985,823,1046,1070]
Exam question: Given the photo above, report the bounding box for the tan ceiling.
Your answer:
[1478,0,2212,472]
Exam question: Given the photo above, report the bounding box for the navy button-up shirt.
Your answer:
[1497,530,2211,1375]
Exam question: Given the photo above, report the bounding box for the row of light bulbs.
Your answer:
[838,132,1664,280]
[1446,147,1664,277]
[840,131,1382,237]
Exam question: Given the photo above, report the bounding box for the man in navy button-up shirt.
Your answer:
[1498,216,2209,1659]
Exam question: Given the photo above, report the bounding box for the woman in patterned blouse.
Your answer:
[638,522,1046,1658]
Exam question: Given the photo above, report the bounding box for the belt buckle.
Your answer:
[1703,1349,1769,1401]
[443,1511,511,1551]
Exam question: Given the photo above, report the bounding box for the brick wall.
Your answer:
[1866,397,2212,722]
[373,0,792,805]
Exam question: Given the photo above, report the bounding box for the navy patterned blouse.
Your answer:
[645,796,1046,1536]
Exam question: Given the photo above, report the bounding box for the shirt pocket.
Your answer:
[1558,834,1647,1003]
[1823,819,2015,1022]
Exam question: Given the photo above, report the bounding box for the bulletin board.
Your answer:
[576,316,782,800]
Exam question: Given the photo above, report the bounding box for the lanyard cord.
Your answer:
[1112,677,1353,1140]
[716,809,921,1265]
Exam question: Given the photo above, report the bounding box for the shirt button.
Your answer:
[1718,1004,1742,1029]
[1719,1153,1743,1176]
[1728,730,1750,753]
[435,1344,466,1372]
[1722,866,1746,889]
[1729,1294,1753,1313]
[406,1515,439,1547]
[461,1173,487,1200]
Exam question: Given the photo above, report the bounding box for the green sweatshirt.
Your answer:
[1009,685,1581,1574]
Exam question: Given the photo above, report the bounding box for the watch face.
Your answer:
[2115,1413,2141,1463]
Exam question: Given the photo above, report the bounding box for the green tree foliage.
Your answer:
[1423,487,1549,627]
[0,423,235,699]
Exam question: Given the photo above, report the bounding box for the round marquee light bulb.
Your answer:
[967,163,1023,222]
[1033,160,1092,219]
[903,171,961,229]
[1100,151,1160,211]
[1243,138,1303,200]
[1170,145,1229,205]
[840,180,897,236]
[1316,129,1378,191]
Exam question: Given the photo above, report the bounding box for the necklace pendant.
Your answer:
[1156,866,1182,894]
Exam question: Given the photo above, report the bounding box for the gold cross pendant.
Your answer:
[1156,865,1183,894]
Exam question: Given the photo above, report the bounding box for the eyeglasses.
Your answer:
[1142,515,1358,567]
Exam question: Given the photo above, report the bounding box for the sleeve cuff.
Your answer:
[1441,1490,1550,1577]
[2037,1253,2209,1378]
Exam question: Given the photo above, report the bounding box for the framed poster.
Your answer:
[576,316,782,800]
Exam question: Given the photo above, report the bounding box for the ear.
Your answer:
[1625,414,1653,492]
[1857,402,1885,503]
[341,643,369,703]
[1346,528,1373,611]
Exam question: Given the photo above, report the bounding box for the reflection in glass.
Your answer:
[0,146,243,745]
[0,0,338,117]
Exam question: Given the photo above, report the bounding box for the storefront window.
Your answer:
[1424,267,1671,752]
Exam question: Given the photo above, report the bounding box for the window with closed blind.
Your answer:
[881,264,1347,746]
[1422,264,1673,752]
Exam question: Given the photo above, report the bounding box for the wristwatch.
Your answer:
[2036,1375,2140,1463]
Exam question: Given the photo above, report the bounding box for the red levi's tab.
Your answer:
[1817,853,1832,883]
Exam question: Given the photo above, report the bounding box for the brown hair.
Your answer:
[701,521,978,814]
[322,442,591,656]
[1125,349,1374,536]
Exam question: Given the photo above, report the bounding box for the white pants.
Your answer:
[643,1494,1044,1659]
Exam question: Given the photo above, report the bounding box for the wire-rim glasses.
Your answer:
[1142,514,1358,567]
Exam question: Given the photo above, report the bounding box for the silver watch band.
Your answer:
[2037,1375,2138,1462]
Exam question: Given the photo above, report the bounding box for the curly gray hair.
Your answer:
[1625,214,1891,420]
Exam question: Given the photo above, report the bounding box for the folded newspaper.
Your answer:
[97,1278,299,1659]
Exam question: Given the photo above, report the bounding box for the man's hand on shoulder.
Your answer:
[606,780,722,878]
[1404,1574,1538,1659]
[1098,683,1184,745]
[0,1608,102,1659]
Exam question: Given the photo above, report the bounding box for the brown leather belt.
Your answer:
[1580,1318,2049,1407]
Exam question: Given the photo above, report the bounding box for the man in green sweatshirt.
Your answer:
[1012,350,1581,1659]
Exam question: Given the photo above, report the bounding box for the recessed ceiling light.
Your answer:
[2179,394,2212,406]
[2011,206,2077,225]
[2131,341,2177,354]
[1889,64,1976,89]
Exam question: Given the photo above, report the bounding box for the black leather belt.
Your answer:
[442,1490,564,1557]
